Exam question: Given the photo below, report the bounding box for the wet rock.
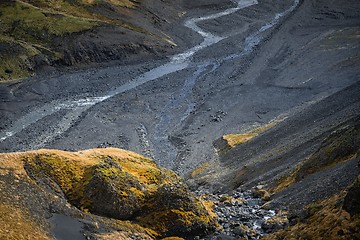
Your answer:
[261,210,289,233]
[200,187,286,239]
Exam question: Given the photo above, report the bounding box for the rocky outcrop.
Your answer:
[1,148,216,239]
[343,175,360,216]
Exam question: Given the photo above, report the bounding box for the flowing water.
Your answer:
[0,0,300,168]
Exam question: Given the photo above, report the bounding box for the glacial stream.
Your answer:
[0,0,300,169]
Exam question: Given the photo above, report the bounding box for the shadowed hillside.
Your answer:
[0,0,359,238]
[0,0,188,81]
[0,148,216,239]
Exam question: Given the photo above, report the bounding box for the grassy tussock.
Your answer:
[263,192,360,240]
[0,204,50,240]
[271,165,301,194]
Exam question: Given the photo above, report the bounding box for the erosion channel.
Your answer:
[0,0,360,238]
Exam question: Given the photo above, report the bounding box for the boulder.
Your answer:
[21,148,216,238]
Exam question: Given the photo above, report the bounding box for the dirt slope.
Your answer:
[202,80,359,205]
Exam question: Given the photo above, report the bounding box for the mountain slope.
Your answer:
[0,148,216,239]
[0,0,189,81]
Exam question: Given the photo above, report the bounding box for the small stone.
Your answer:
[233,224,250,237]
[5,69,13,74]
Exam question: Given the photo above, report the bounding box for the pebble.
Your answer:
[195,187,287,240]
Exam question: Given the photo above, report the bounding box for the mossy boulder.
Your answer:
[80,158,145,219]
[138,183,216,237]
[22,148,216,237]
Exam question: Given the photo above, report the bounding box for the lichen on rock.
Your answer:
[3,148,216,238]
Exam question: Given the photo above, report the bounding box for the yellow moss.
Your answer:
[86,148,180,187]
[171,209,198,226]
[223,133,257,148]
[191,162,210,178]
[0,203,50,240]
[222,119,281,149]
[23,153,86,196]
[200,199,218,220]
[130,187,145,198]
[265,210,288,225]
[271,165,301,194]
[162,237,185,240]
[263,192,360,240]
[118,157,162,185]
[1,148,215,238]
[138,208,214,234]
[97,217,159,239]
[17,149,150,211]
[19,148,177,203]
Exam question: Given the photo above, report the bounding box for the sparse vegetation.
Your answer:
[191,162,210,178]
[263,190,360,240]
[1,148,216,238]
[0,2,98,38]
[0,204,50,240]
[223,133,257,148]
[0,0,165,81]
[0,1,99,81]
[271,165,301,193]
[222,119,281,150]
[295,123,360,181]
[271,121,360,193]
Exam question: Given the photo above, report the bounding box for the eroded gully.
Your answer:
[0,0,300,170]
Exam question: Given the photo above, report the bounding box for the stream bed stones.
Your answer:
[196,188,289,239]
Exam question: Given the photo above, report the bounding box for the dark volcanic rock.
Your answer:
[343,175,360,216]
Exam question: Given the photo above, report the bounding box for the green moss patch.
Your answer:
[0,1,98,40]
[20,148,216,237]
[0,1,99,81]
